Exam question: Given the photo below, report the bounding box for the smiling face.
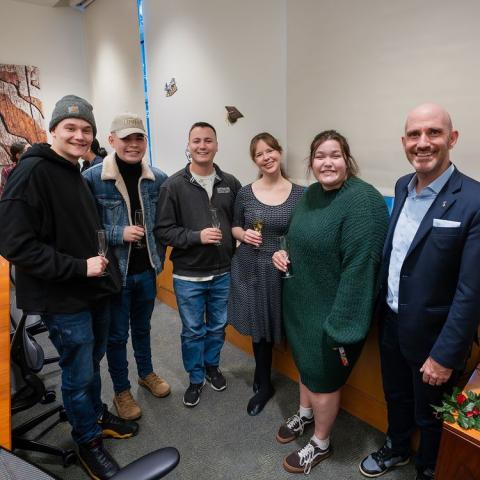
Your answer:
[311,139,348,191]
[50,118,93,163]
[253,139,282,176]
[188,126,218,168]
[109,132,147,164]
[402,104,458,186]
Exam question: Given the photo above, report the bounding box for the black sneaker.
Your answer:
[79,436,120,480]
[283,439,332,475]
[276,411,314,444]
[205,366,227,391]
[359,438,410,477]
[183,379,206,407]
[98,404,139,439]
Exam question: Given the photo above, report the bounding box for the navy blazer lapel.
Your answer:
[383,177,410,259]
[405,169,462,258]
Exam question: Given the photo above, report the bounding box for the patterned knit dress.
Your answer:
[283,177,388,393]
[228,183,304,343]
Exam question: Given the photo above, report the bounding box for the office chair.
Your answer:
[0,446,180,479]
[10,312,77,467]
[9,266,58,366]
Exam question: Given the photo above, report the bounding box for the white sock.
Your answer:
[299,405,313,419]
[311,434,330,450]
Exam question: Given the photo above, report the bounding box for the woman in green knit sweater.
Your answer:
[272,130,388,475]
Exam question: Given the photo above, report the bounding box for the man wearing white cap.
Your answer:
[84,113,170,421]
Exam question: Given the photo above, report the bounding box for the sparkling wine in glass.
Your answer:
[96,229,108,276]
[252,210,264,249]
[134,209,145,249]
[279,235,293,279]
[210,207,222,246]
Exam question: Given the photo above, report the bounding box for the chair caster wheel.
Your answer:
[62,450,77,467]
[41,390,56,404]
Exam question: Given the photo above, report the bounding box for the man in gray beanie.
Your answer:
[0,95,138,479]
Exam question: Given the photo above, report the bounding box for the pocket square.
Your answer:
[433,218,461,228]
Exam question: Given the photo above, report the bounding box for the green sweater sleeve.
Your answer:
[323,190,388,346]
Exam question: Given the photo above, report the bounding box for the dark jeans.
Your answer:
[43,301,110,445]
[379,306,460,472]
[107,269,156,393]
[173,273,230,384]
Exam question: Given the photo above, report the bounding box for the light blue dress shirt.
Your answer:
[387,164,454,313]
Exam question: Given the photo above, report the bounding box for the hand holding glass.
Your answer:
[252,210,264,249]
[96,229,108,276]
[279,235,293,278]
[210,208,222,246]
[134,209,145,249]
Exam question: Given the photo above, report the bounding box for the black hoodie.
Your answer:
[0,143,120,313]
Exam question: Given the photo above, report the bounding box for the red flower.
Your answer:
[456,394,467,405]
[467,411,474,417]
[473,407,480,417]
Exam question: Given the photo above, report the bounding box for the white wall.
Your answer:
[84,0,147,154]
[142,0,287,183]
[0,0,90,136]
[287,0,480,193]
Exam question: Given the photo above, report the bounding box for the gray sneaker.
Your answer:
[359,438,410,477]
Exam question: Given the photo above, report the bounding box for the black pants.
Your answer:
[379,306,460,472]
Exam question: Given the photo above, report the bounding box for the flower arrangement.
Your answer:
[433,387,480,430]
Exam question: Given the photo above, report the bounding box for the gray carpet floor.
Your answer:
[13,301,416,479]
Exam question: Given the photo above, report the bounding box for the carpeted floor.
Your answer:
[13,301,416,479]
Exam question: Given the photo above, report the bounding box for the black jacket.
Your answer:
[154,163,241,276]
[0,143,120,314]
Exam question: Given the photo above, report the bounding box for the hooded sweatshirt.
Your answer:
[0,143,120,313]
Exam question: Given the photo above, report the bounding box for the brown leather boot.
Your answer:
[113,390,141,420]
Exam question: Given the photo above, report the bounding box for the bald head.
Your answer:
[405,103,453,134]
[402,103,459,190]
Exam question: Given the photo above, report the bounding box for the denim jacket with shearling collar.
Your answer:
[83,153,168,286]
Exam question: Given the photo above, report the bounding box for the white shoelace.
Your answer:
[298,442,316,475]
[286,413,305,434]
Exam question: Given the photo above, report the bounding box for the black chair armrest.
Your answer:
[112,447,180,480]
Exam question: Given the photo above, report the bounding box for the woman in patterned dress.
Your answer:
[228,132,304,416]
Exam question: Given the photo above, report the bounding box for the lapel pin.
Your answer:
[442,201,447,208]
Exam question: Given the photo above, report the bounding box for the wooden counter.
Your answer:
[0,257,11,449]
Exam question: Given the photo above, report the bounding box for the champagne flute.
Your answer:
[210,207,222,246]
[279,235,293,279]
[96,229,108,276]
[134,209,145,249]
[252,209,264,250]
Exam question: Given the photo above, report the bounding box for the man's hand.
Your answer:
[123,225,145,243]
[87,256,108,277]
[419,356,453,386]
[200,227,222,244]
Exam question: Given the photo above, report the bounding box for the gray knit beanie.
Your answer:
[49,95,97,136]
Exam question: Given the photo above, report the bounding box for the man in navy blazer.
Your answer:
[360,104,480,480]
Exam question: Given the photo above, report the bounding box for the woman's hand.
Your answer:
[272,250,289,272]
[242,228,262,247]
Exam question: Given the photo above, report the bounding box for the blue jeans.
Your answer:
[173,273,230,384]
[43,301,110,445]
[107,269,156,393]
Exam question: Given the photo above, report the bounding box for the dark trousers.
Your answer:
[379,306,460,472]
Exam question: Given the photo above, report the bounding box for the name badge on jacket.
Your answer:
[217,187,230,194]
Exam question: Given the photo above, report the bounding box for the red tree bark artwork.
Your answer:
[0,64,47,165]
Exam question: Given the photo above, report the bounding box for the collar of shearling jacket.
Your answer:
[100,152,156,220]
